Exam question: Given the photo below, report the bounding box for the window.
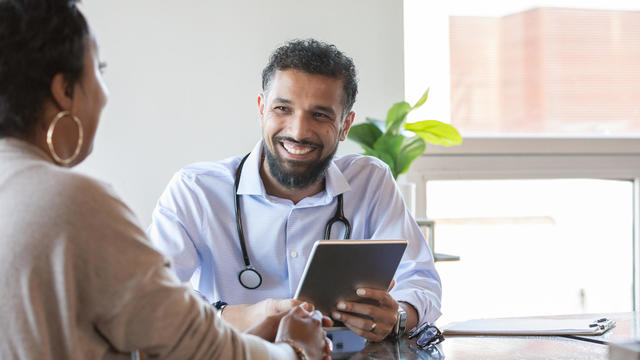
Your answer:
[404,138,640,323]
[430,178,633,324]
[404,0,640,136]
[404,0,640,322]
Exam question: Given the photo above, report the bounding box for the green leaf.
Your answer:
[412,88,430,109]
[395,136,426,177]
[360,143,375,155]
[385,101,412,134]
[373,134,404,159]
[365,117,386,132]
[404,120,463,146]
[347,123,383,149]
[363,147,395,176]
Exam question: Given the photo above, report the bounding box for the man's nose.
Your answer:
[287,111,314,140]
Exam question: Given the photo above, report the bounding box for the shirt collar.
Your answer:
[236,141,267,196]
[236,140,352,202]
[324,160,351,198]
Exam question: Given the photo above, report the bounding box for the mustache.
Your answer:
[273,136,323,149]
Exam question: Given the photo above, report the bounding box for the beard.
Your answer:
[262,136,338,190]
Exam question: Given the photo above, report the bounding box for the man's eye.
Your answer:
[274,106,289,112]
[313,112,329,119]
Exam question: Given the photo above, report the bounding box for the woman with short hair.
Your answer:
[0,1,331,359]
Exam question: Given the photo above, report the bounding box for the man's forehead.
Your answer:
[273,68,343,80]
[267,69,345,103]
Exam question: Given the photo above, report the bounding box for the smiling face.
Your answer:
[258,69,354,190]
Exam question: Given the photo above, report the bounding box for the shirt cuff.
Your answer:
[392,288,442,327]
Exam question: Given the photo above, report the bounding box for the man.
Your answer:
[148,39,442,342]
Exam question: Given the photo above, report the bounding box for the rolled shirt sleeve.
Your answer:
[147,172,204,282]
[365,164,443,325]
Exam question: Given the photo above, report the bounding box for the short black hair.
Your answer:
[261,39,358,117]
[0,0,89,138]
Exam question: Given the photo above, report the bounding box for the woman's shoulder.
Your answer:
[47,166,115,200]
[35,165,134,224]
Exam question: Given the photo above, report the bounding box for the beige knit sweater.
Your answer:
[0,138,295,360]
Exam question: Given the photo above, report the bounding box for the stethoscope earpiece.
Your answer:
[234,152,351,290]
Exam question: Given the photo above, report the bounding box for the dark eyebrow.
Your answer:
[272,97,293,104]
[272,97,336,116]
[313,106,336,116]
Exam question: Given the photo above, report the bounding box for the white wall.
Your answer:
[77,0,405,226]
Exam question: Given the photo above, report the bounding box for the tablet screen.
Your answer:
[294,240,407,318]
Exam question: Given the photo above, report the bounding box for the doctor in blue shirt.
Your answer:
[148,39,442,342]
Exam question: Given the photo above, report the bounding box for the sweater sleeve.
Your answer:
[64,175,296,360]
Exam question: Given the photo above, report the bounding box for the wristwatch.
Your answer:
[392,307,407,338]
[213,300,228,317]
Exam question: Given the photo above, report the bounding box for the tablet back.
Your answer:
[294,240,407,317]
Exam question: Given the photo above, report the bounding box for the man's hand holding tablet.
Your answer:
[294,240,413,341]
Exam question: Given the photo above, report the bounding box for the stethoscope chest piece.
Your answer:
[238,266,262,289]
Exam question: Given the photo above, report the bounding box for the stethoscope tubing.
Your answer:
[233,152,351,289]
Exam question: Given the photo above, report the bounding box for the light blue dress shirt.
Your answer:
[148,141,442,324]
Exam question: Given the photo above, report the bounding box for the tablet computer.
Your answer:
[293,240,408,319]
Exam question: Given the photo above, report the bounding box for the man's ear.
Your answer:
[257,93,265,125]
[49,73,73,111]
[339,111,356,141]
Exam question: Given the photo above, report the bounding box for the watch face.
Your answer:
[396,308,408,336]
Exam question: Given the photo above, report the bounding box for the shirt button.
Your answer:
[290,251,298,258]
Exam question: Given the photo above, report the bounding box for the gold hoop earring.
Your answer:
[46,111,84,166]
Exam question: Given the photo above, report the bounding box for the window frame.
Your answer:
[405,137,640,310]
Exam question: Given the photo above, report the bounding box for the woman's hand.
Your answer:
[275,304,333,360]
[223,298,303,331]
[244,310,289,342]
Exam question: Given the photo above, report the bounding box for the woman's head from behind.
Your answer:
[0,0,107,166]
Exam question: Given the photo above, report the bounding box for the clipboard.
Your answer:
[443,317,616,336]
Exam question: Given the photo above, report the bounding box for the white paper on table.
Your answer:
[443,317,616,336]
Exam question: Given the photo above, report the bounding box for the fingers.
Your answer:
[300,301,315,313]
[288,303,313,318]
[267,309,290,323]
[295,305,332,327]
[245,310,287,342]
[334,311,388,342]
[325,336,333,355]
[274,298,304,313]
[323,327,333,358]
[321,315,334,327]
[310,309,324,322]
[276,305,330,359]
[333,301,396,327]
[387,279,396,292]
[355,288,397,309]
[329,288,400,341]
[331,309,392,337]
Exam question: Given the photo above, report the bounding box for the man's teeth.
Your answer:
[282,142,313,155]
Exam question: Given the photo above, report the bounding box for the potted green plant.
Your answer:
[348,89,462,179]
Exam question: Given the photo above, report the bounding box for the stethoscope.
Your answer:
[234,153,352,289]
